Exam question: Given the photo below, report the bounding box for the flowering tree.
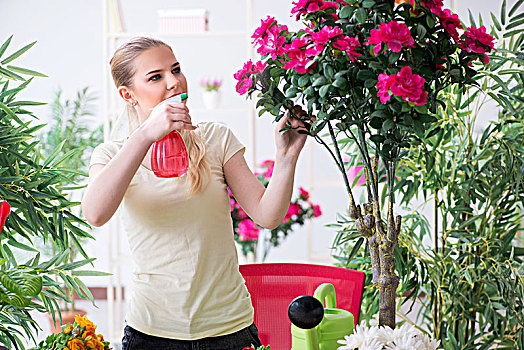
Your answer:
[235,0,494,328]
[230,160,322,260]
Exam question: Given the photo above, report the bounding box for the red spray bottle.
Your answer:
[151,93,190,178]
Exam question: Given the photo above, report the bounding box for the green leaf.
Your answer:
[1,41,36,65]
[319,84,331,97]
[416,24,427,39]
[71,270,112,277]
[6,239,38,253]
[468,9,477,27]
[491,12,502,31]
[355,8,368,24]
[332,78,347,89]
[357,70,375,81]
[0,35,13,59]
[339,5,355,19]
[501,0,507,25]
[312,76,328,87]
[509,0,523,17]
[5,66,47,78]
[362,0,375,8]
[383,119,395,131]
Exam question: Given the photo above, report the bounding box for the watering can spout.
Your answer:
[288,283,356,350]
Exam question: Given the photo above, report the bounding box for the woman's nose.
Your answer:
[166,74,178,90]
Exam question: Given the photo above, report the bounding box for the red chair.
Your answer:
[239,263,365,350]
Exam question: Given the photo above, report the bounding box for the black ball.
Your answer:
[288,295,324,329]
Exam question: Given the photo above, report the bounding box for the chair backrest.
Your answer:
[239,263,365,350]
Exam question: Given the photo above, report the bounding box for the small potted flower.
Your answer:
[200,77,222,109]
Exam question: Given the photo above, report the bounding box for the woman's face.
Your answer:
[129,45,188,120]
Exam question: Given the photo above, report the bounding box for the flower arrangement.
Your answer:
[34,315,112,350]
[230,160,322,260]
[234,0,494,328]
[200,77,222,92]
[337,322,439,350]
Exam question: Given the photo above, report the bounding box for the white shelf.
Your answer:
[106,31,247,39]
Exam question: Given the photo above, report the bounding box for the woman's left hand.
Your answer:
[274,105,311,159]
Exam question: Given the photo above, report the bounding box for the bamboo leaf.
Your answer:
[0,35,13,59]
[5,65,47,78]
[509,0,523,17]
[1,41,36,65]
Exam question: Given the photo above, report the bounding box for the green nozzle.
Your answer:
[180,93,188,101]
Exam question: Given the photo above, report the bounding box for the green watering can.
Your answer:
[288,283,355,350]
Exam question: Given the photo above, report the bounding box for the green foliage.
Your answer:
[39,87,103,186]
[0,36,109,349]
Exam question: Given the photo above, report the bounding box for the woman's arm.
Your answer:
[224,114,308,230]
[81,130,152,227]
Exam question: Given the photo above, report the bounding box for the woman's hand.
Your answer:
[139,102,197,143]
[274,105,311,160]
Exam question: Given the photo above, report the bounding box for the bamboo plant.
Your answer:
[0,36,108,349]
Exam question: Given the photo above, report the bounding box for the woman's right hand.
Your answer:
[138,101,197,143]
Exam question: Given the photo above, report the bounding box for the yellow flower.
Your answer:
[68,338,85,350]
[63,325,73,334]
[96,333,104,341]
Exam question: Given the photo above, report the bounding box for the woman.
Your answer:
[81,37,308,349]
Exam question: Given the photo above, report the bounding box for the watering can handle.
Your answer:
[313,283,337,309]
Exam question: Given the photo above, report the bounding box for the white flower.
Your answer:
[337,321,439,350]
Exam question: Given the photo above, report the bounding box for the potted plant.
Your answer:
[234,0,494,328]
[230,159,322,261]
[200,77,223,109]
[0,35,107,349]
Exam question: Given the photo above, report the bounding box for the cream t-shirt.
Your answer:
[89,122,254,340]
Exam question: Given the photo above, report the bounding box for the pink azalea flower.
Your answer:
[459,25,495,64]
[258,160,275,178]
[282,38,317,73]
[238,219,260,241]
[421,0,444,15]
[252,16,289,60]
[284,203,302,222]
[310,26,343,44]
[299,187,310,200]
[291,0,324,19]
[390,66,427,105]
[312,204,322,217]
[364,21,415,55]
[230,198,236,211]
[234,60,267,95]
[376,67,427,105]
[333,36,361,61]
[376,73,395,103]
[439,9,462,42]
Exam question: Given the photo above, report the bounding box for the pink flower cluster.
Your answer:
[291,0,338,20]
[233,59,267,95]
[252,16,289,60]
[376,66,427,105]
[459,25,495,64]
[364,21,415,55]
[238,219,260,241]
[254,160,275,179]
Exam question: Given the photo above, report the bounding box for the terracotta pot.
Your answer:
[46,309,86,334]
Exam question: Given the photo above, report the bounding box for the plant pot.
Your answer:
[202,90,221,110]
[46,309,87,334]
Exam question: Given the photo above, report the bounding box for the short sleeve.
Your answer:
[89,141,123,168]
[218,124,245,166]
[199,122,245,166]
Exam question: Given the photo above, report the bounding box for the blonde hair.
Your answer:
[110,37,210,195]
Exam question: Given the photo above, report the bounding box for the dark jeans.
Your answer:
[122,323,262,350]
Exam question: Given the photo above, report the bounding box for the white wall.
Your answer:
[0,0,512,346]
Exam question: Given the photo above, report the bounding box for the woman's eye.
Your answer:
[172,67,181,74]
[149,74,161,81]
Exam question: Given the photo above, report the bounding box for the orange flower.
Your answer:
[395,0,411,3]
[75,315,97,336]
[63,325,73,334]
[96,333,104,341]
[68,338,85,350]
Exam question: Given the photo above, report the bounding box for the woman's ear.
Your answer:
[118,86,137,106]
